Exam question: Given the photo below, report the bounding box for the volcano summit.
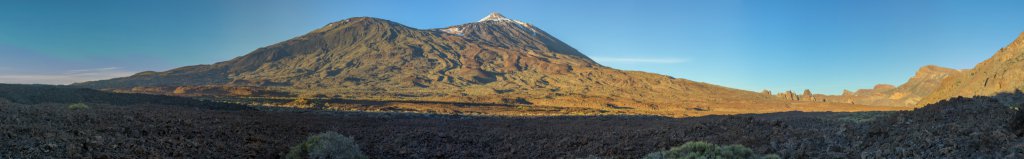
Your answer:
[75,13,900,116]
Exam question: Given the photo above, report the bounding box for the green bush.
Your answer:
[718,144,755,158]
[643,141,779,159]
[68,103,89,110]
[760,154,781,159]
[286,131,367,159]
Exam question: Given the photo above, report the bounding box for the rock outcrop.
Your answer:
[773,89,825,102]
[801,89,816,101]
[776,90,799,101]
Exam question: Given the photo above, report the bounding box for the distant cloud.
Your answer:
[591,57,689,64]
[0,67,136,85]
[67,67,120,73]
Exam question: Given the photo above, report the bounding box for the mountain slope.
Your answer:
[818,65,960,106]
[75,13,898,114]
[919,32,1024,106]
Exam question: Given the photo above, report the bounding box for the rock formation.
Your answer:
[801,89,816,101]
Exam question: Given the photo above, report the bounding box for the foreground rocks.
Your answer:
[1,94,1022,158]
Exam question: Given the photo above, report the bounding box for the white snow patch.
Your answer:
[478,12,536,34]
[441,27,464,35]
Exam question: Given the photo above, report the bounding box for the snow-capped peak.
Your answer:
[479,12,511,22]
[477,12,532,28]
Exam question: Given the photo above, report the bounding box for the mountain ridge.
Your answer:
[918,32,1024,106]
[817,65,961,106]
[777,32,1024,107]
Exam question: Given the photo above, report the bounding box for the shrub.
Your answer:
[1013,105,1024,136]
[286,131,367,159]
[68,103,89,110]
[717,144,755,158]
[643,141,779,159]
[761,154,781,159]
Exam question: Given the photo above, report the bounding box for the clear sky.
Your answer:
[2,0,1023,94]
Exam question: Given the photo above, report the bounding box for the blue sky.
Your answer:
[1,0,1023,94]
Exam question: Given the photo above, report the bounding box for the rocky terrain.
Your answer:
[2,84,1022,158]
[71,13,895,116]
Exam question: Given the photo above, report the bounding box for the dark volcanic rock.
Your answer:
[1,84,1021,158]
